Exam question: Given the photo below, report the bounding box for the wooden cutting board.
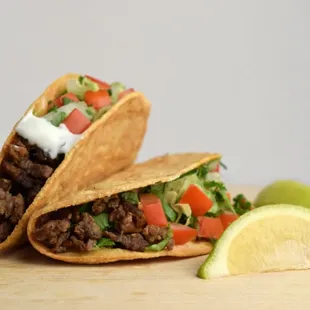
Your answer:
[1,185,310,310]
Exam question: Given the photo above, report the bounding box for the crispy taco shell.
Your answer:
[0,73,151,251]
[28,152,220,264]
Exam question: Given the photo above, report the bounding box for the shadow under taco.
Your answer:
[28,152,238,264]
[0,73,151,251]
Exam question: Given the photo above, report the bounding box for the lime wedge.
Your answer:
[197,204,310,279]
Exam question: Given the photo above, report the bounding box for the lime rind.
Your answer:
[197,204,310,279]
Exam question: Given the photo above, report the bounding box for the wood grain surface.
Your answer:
[1,185,310,310]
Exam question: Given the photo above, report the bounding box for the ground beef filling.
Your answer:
[33,195,175,253]
[0,135,64,242]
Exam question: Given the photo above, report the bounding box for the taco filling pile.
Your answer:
[32,159,252,254]
[0,75,134,243]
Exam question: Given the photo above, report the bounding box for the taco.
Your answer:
[0,73,151,251]
[28,152,239,264]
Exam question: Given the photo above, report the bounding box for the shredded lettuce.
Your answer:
[165,190,178,206]
[44,102,93,124]
[120,191,139,204]
[63,97,75,105]
[50,111,67,127]
[93,105,112,121]
[96,238,115,248]
[93,213,110,230]
[164,173,202,202]
[144,228,173,252]
[136,161,232,225]
[161,201,177,222]
[206,199,222,216]
[197,164,209,179]
[172,203,192,225]
[180,162,213,180]
[148,183,177,222]
[66,76,99,100]
[85,107,96,121]
[110,82,126,103]
[204,181,236,214]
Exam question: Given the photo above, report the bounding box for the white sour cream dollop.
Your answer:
[15,109,82,159]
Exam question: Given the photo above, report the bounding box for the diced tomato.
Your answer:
[62,109,91,134]
[54,93,79,108]
[197,216,224,239]
[140,193,168,227]
[220,212,238,229]
[140,193,159,205]
[179,184,213,216]
[85,75,110,90]
[170,223,197,245]
[118,88,135,100]
[84,90,112,110]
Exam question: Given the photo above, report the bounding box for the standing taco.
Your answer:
[28,153,238,264]
[0,73,151,251]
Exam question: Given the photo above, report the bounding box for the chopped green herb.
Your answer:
[78,75,84,84]
[93,213,110,230]
[51,111,67,127]
[197,164,209,179]
[107,89,112,96]
[233,194,252,215]
[148,183,165,195]
[180,161,225,180]
[204,181,226,191]
[179,163,209,180]
[204,211,221,218]
[63,97,73,105]
[120,191,139,204]
[145,228,173,252]
[203,181,236,214]
[96,238,115,248]
[48,106,57,113]
[217,190,236,214]
[85,107,94,116]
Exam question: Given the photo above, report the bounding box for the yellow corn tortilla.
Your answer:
[27,152,220,264]
[0,73,151,252]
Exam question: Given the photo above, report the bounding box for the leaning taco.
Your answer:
[0,73,151,251]
[28,152,239,264]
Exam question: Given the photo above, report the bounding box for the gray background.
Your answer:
[0,0,308,186]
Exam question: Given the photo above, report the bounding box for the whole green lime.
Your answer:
[254,180,310,208]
